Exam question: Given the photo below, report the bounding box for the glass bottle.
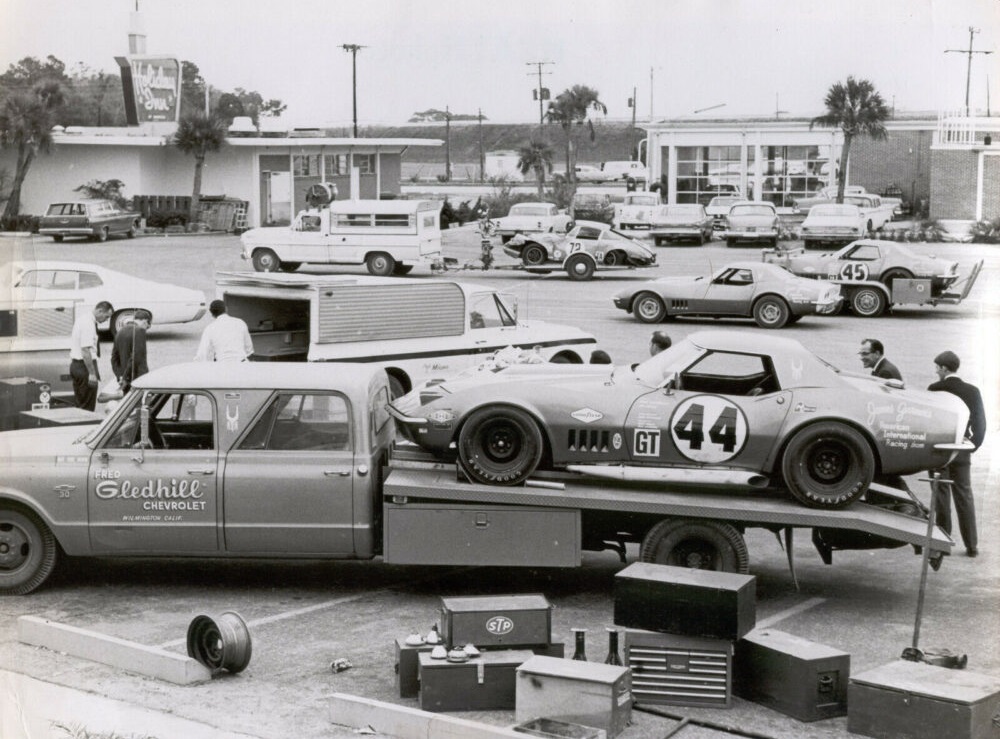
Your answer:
[604,627,622,666]
[571,628,588,661]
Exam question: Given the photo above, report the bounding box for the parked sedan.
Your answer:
[724,202,780,247]
[503,221,656,280]
[800,204,865,248]
[615,192,661,230]
[649,204,714,245]
[613,262,841,328]
[4,260,207,335]
[388,330,970,509]
[494,202,573,243]
[705,196,744,232]
[38,199,141,242]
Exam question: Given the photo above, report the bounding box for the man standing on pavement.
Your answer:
[195,299,254,362]
[111,309,151,393]
[859,338,902,380]
[928,350,987,557]
[70,301,114,411]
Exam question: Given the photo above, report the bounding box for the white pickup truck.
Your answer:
[240,199,444,276]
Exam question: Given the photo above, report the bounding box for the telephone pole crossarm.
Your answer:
[945,27,993,116]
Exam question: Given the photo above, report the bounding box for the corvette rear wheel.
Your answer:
[781,422,874,508]
[752,296,791,329]
[458,407,544,486]
[633,292,667,323]
[522,244,547,266]
[0,507,59,595]
[640,519,750,573]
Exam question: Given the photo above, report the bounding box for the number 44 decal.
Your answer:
[670,396,749,463]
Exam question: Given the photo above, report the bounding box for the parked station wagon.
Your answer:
[38,199,141,242]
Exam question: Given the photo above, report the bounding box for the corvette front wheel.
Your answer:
[458,407,544,486]
[633,292,667,323]
[782,422,873,508]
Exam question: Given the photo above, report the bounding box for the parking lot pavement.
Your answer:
[1,231,998,738]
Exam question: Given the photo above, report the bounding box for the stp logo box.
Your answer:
[439,594,552,649]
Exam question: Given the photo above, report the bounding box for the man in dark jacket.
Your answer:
[859,338,902,380]
[928,350,987,557]
[111,309,151,393]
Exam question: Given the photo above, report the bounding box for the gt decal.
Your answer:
[669,395,749,463]
[633,429,661,457]
[838,262,870,280]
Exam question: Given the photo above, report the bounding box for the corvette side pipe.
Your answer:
[566,464,770,489]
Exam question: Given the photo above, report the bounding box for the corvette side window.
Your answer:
[680,351,778,396]
[846,245,879,261]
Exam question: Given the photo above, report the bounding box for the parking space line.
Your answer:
[755,596,826,629]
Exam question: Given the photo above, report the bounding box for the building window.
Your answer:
[760,145,830,208]
[293,154,320,177]
[676,146,751,205]
[324,154,349,176]
[355,153,376,174]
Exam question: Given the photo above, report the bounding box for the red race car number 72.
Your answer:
[670,395,749,463]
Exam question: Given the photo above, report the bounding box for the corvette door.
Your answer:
[698,267,757,315]
[624,349,792,469]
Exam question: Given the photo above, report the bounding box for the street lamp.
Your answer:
[341,44,366,137]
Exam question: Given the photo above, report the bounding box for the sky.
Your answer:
[2,0,999,127]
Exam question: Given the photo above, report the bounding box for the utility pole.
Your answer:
[946,27,992,116]
[628,87,637,160]
[526,61,553,134]
[649,67,654,119]
[341,44,366,137]
[774,93,788,120]
[445,105,451,182]
[478,108,485,183]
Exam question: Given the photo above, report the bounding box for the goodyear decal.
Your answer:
[571,408,603,424]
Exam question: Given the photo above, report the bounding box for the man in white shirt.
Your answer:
[195,300,254,362]
[70,301,114,410]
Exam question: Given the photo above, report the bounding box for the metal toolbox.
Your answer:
[394,638,434,698]
[440,594,552,649]
[516,655,632,738]
[383,503,580,566]
[734,628,849,722]
[848,660,1000,739]
[624,630,733,708]
[613,562,755,641]
[418,649,534,712]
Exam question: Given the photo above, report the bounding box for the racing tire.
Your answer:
[633,292,667,323]
[52,235,63,243]
[564,254,596,281]
[752,296,791,329]
[278,262,301,272]
[94,227,109,243]
[850,286,887,317]
[521,244,547,267]
[251,248,281,272]
[458,406,544,486]
[392,264,414,275]
[603,249,628,267]
[880,268,913,288]
[0,507,59,595]
[365,252,396,277]
[640,519,750,574]
[127,222,139,239]
[781,422,874,509]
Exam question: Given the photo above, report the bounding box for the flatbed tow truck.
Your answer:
[383,447,952,587]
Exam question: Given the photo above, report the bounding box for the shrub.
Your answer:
[0,214,39,232]
[146,210,188,228]
[74,179,132,210]
[970,217,1000,244]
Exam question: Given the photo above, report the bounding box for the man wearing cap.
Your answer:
[859,338,902,381]
[928,350,987,557]
[195,300,254,363]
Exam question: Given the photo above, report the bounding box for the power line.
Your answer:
[946,27,993,116]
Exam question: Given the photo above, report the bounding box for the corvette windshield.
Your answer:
[631,341,705,386]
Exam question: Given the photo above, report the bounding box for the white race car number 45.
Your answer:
[837,262,870,280]
[669,395,749,463]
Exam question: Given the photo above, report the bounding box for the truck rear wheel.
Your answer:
[564,254,595,281]
[252,248,281,272]
[849,286,887,317]
[458,407,544,486]
[640,519,749,574]
[366,252,396,276]
[0,507,59,595]
[781,422,873,508]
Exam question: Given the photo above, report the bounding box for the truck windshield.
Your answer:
[469,292,517,328]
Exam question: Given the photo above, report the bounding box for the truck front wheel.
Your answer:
[252,249,281,272]
[640,519,749,574]
[0,507,59,595]
[458,407,544,486]
[366,252,396,277]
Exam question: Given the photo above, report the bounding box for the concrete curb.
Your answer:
[328,693,524,738]
[18,615,212,685]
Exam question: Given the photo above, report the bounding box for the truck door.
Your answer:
[87,391,220,553]
[283,210,330,263]
[624,349,792,469]
[222,391,356,554]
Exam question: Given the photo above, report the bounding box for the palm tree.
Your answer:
[173,111,228,226]
[545,85,607,186]
[810,77,889,204]
[517,140,555,198]
[0,81,64,221]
